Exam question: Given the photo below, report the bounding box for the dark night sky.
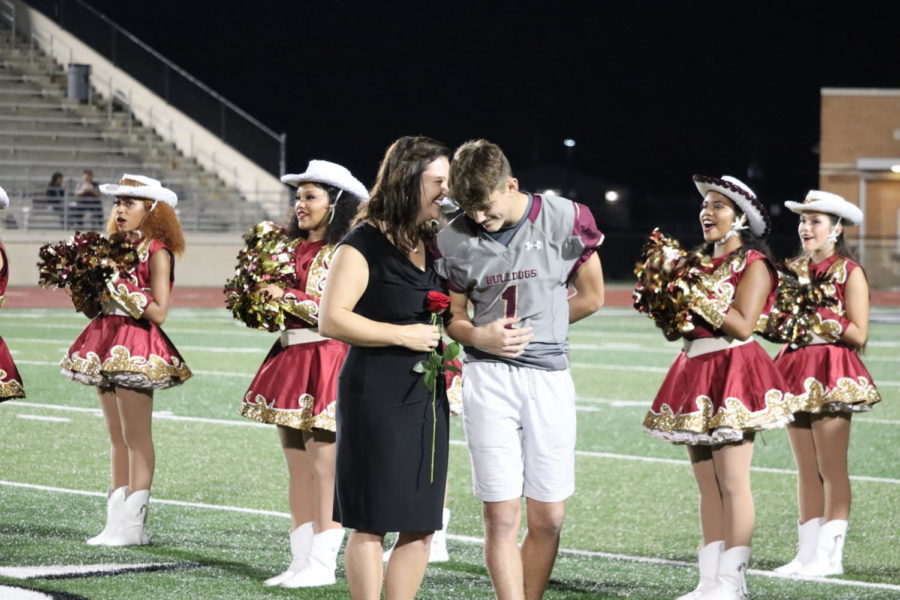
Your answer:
[62,0,900,213]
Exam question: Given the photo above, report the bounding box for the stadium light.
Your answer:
[542,189,560,196]
[605,190,619,202]
[563,139,576,148]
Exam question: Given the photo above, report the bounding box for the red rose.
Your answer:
[425,290,451,314]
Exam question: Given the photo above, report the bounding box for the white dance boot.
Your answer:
[676,540,724,600]
[103,489,150,546]
[773,518,822,575]
[86,486,129,546]
[280,527,345,588]
[698,546,750,600]
[383,508,452,563]
[429,508,451,563]
[797,519,847,576]
[263,522,314,586]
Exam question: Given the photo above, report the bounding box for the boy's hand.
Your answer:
[473,317,534,358]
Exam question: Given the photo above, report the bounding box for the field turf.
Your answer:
[1,307,898,599]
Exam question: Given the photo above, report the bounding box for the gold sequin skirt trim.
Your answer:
[447,374,463,416]
[643,389,795,445]
[0,371,25,400]
[792,376,881,414]
[61,345,192,390]
[241,393,337,432]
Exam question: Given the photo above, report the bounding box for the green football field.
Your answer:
[1,307,898,599]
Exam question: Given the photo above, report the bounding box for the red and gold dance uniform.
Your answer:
[241,240,347,431]
[644,249,793,444]
[61,238,192,389]
[0,244,25,401]
[774,254,880,413]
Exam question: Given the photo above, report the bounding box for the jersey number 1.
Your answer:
[501,285,517,323]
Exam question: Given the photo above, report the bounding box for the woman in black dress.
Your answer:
[320,136,451,599]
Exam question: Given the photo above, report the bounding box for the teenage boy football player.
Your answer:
[435,139,605,600]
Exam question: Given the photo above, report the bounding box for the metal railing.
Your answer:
[0,0,15,46]
[27,23,72,75]
[13,0,286,177]
[0,188,288,233]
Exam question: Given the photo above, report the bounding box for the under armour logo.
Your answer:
[524,241,543,251]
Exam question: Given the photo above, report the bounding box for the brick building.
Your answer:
[820,88,900,288]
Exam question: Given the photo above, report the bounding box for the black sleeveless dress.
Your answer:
[333,223,450,533]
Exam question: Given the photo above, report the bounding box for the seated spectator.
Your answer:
[73,170,103,230]
[33,172,66,228]
[46,172,65,202]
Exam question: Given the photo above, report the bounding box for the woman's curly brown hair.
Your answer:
[106,199,185,255]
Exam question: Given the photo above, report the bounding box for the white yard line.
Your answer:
[571,362,669,373]
[16,414,70,423]
[14,357,900,386]
[0,480,288,517]
[8,401,900,483]
[855,417,900,425]
[1,322,263,338]
[570,343,677,354]
[0,479,898,593]
[571,342,900,362]
[3,337,269,354]
[14,359,255,379]
[3,401,268,428]
[570,330,661,339]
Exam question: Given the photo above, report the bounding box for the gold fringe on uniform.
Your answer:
[0,369,25,399]
[241,392,336,432]
[643,389,795,445]
[793,376,881,414]
[61,345,192,389]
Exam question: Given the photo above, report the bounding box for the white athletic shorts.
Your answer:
[462,361,576,503]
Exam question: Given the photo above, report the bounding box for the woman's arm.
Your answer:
[141,249,173,326]
[319,244,439,351]
[718,259,771,341]
[839,267,869,348]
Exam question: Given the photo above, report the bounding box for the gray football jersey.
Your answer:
[434,194,603,370]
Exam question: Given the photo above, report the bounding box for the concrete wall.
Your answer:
[12,0,285,217]
[3,230,244,287]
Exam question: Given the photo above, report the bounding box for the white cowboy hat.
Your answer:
[0,185,8,209]
[281,160,368,201]
[784,190,863,226]
[99,174,178,207]
[693,174,770,236]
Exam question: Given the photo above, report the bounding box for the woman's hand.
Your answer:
[256,283,285,299]
[396,323,441,352]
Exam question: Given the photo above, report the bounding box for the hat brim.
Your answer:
[784,199,862,226]
[280,173,368,202]
[694,179,769,236]
[99,183,178,207]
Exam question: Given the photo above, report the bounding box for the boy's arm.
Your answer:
[568,252,604,323]
[446,290,533,359]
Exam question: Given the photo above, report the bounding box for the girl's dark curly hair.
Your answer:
[283,183,361,245]
[694,205,773,260]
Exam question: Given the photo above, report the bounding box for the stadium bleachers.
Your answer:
[0,29,269,232]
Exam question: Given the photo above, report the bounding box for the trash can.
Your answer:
[67,63,92,103]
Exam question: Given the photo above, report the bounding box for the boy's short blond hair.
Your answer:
[449,139,512,212]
